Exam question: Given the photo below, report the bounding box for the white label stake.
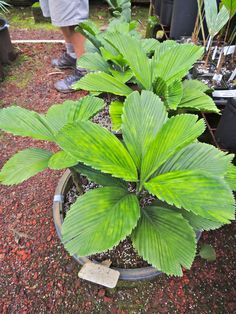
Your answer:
[78,261,120,288]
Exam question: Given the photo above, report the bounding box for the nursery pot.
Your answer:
[53,170,202,282]
[0,18,16,65]
[160,0,174,27]
[170,0,198,39]
[153,0,162,16]
[215,98,236,153]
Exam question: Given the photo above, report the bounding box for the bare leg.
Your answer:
[60,26,85,59]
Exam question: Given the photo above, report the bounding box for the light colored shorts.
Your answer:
[39,0,89,27]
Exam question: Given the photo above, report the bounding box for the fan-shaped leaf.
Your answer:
[141,114,206,184]
[204,0,230,37]
[77,52,110,72]
[152,199,224,231]
[46,96,105,135]
[109,100,124,131]
[131,206,196,276]
[62,187,140,256]
[156,142,233,177]
[49,151,78,169]
[0,106,54,141]
[141,38,160,54]
[56,121,138,181]
[153,44,204,85]
[166,81,183,110]
[178,88,219,113]
[145,170,235,223]
[225,164,236,190]
[104,32,152,89]
[122,90,168,170]
[183,79,211,92]
[220,0,236,18]
[0,148,52,185]
[72,72,133,96]
[109,69,133,84]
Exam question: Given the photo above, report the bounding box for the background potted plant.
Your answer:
[0,0,17,81]
[0,90,235,281]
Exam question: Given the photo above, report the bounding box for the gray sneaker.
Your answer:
[51,52,76,69]
[54,69,85,93]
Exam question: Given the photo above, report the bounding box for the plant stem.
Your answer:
[69,167,84,195]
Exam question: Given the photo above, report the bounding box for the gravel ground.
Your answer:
[0,42,236,314]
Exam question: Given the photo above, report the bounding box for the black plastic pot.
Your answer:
[170,0,198,39]
[153,0,162,16]
[215,98,236,153]
[53,170,202,282]
[7,0,37,6]
[160,0,174,27]
[0,18,17,67]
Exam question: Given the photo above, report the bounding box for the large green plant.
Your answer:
[75,20,159,86]
[1,91,235,276]
[74,34,219,130]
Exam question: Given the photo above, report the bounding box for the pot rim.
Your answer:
[53,170,201,281]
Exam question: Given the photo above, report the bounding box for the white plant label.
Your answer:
[78,262,120,288]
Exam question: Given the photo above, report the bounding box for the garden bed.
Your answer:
[0,42,236,313]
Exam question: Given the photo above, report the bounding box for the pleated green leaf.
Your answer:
[72,72,133,96]
[104,32,152,89]
[0,148,52,185]
[204,0,230,37]
[74,163,128,188]
[153,44,204,85]
[141,38,160,54]
[141,114,206,184]
[109,100,124,131]
[178,88,219,113]
[77,52,110,72]
[179,209,224,231]
[156,142,234,177]
[152,199,224,231]
[220,0,236,18]
[225,164,236,190]
[0,106,54,141]
[56,121,138,181]
[152,40,178,64]
[131,206,196,276]
[166,81,183,110]
[122,91,168,170]
[62,187,140,256]
[153,76,168,102]
[145,170,235,223]
[109,69,133,84]
[183,79,211,93]
[46,96,105,134]
[48,151,78,169]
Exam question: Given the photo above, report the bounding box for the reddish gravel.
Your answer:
[0,42,236,313]
[9,28,63,41]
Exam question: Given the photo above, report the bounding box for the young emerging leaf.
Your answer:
[140,114,206,185]
[122,90,168,170]
[199,244,216,261]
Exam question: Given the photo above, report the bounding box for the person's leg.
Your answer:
[46,0,89,92]
[60,26,86,59]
